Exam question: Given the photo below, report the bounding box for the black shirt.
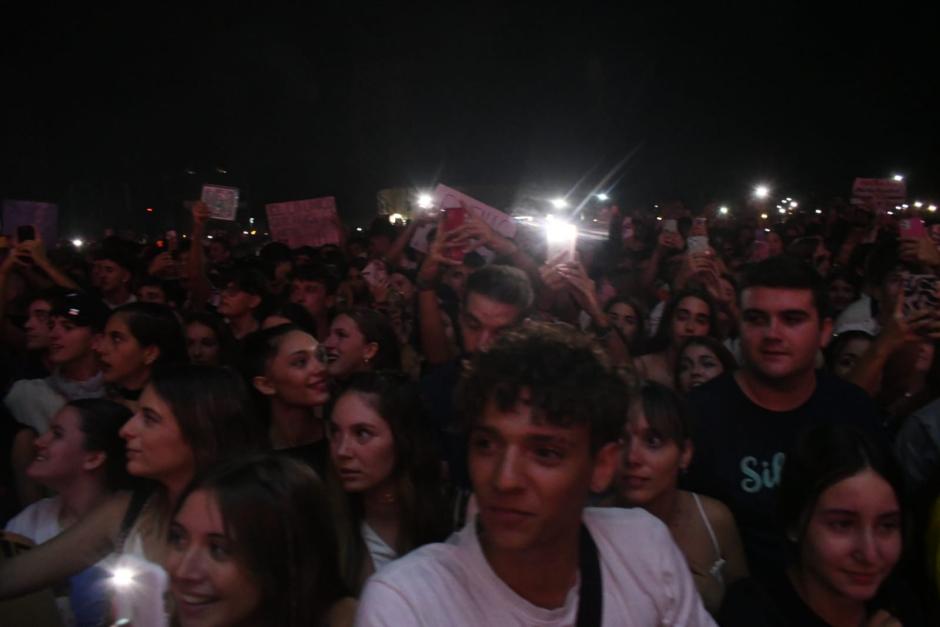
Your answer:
[683,370,882,583]
[719,570,925,626]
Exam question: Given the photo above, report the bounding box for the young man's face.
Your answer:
[290,279,331,318]
[469,393,618,555]
[92,260,130,295]
[24,299,53,351]
[459,292,522,355]
[739,287,832,381]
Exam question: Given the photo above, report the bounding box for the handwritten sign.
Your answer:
[2,199,58,243]
[201,185,240,221]
[409,184,516,254]
[265,196,341,248]
[851,178,906,214]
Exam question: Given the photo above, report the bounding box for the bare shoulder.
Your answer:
[693,493,737,530]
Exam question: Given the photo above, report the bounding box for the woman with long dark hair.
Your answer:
[0,365,265,602]
[168,454,355,627]
[720,424,923,625]
[327,371,452,592]
[635,288,720,388]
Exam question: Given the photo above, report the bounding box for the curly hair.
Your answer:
[457,321,628,454]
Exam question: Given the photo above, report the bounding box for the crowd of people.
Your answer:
[0,194,938,625]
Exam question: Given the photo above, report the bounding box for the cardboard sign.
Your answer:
[265,196,341,248]
[2,199,58,243]
[409,184,516,254]
[851,178,906,213]
[201,185,240,221]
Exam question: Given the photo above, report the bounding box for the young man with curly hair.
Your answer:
[357,322,715,626]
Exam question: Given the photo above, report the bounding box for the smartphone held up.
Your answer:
[441,205,468,261]
[545,216,578,266]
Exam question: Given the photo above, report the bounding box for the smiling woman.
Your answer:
[0,365,266,608]
[719,424,923,626]
[168,454,355,627]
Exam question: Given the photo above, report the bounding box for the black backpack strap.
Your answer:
[576,524,602,627]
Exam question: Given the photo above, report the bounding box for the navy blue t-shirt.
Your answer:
[682,370,883,583]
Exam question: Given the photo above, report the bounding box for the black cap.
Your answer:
[51,292,111,331]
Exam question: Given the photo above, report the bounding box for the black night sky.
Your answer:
[2,4,939,235]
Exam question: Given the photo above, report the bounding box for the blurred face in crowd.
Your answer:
[460,292,522,355]
[670,296,710,346]
[97,313,157,388]
[329,392,397,495]
[813,241,832,277]
[207,241,230,264]
[168,490,262,627]
[24,298,53,351]
[92,259,130,296]
[272,261,293,293]
[831,336,872,380]
[468,391,617,556]
[368,234,392,260]
[186,321,221,367]
[606,302,639,344]
[48,316,97,367]
[616,402,690,509]
[677,343,725,393]
[252,330,330,408]
[442,265,469,299]
[828,278,858,315]
[739,287,831,382]
[389,272,416,302]
[323,314,377,379]
[797,469,901,606]
[138,284,167,305]
[361,260,389,291]
[767,232,784,257]
[120,385,194,486]
[290,280,331,318]
[27,406,98,489]
[218,283,260,320]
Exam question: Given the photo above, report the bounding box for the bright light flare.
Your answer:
[719,206,729,215]
[753,185,770,199]
[544,216,577,244]
[893,174,904,182]
[111,567,135,589]
[596,193,609,202]
[929,205,938,213]
[416,193,434,210]
[71,238,84,248]
[388,213,405,225]
[760,213,768,220]
[550,198,569,210]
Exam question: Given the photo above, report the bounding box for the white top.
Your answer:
[355,507,716,627]
[5,496,64,543]
[361,522,398,572]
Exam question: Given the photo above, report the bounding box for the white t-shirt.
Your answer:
[362,522,398,572]
[355,507,716,627]
[5,496,63,542]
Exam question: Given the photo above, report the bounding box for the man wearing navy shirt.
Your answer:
[685,256,881,583]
